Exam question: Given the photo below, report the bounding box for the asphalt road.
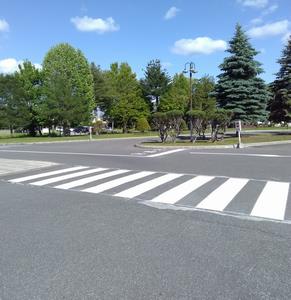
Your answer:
[0,138,291,299]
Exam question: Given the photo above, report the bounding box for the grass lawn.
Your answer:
[0,131,158,144]
[142,133,291,147]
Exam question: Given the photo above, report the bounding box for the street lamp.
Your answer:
[183,62,197,142]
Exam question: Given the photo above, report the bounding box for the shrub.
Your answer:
[136,117,150,132]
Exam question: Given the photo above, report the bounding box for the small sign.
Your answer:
[235,120,241,131]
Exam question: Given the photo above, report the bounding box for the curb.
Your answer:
[135,139,291,150]
[0,136,154,146]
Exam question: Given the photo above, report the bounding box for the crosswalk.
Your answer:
[4,165,291,222]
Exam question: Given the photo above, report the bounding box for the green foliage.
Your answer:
[159,73,189,112]
[42,43,94,134]
[193,76,216,112]
[180,119,187,131]
[152,110,183,142]
[214,24,270,122]
[16,61,43,136]
[0,73,27,132]
[152,112,169,142]
[107,62,149,132]
[140,59,171,110]
[136,117,150,132]
[166,110,184,142]
[90,63,113,116]
[211,109,233,141]
[92,120,104,135]
[269,36,291,123]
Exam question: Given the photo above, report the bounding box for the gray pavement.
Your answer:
[1,138,291,299]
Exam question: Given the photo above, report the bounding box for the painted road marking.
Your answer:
[6,165,291,223]
[251,181,289,220]
[196,178,249,211]
[190,152,290,158]
[54,169,129,190]
[82,171,154,194]
[146,149,185,157]
[30,168,108,186]
[9,166,87,183]
[115,173,183,199]
[151,176,214,204]
[0,149,184,158]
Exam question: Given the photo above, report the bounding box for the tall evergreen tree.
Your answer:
[215,24,270,122]
[140,59,170,110]
[269,35,291,123]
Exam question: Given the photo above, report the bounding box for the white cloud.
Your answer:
[172,37,227,55]
[71,16,120,34]
[237,0,269,8]
[262,4,278,15]
[164,6,180,20]
[250,17,263,25]
[0,19,9,32]
[247,20,290,38]
[0,58,41,74]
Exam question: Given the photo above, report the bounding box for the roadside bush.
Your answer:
[92,120,104,135]
[136,117,151,132]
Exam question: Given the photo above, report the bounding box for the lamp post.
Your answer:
[183,62,197,142]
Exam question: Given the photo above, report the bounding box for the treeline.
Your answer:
[0,24,290,141]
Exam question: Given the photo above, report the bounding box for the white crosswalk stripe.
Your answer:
[9,166,88,183]
[150,175,214,204]
[115,173,183,199]
[30,168,109,186]
[251,181,289,220]
[82,171,154,194]
[5,165,291,222]
[54,169,130,190]
[196,178,249,211]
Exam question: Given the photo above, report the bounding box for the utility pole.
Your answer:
[183,62,197,142]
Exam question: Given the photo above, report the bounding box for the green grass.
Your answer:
[0,131,158,144]
[142,133,291,147]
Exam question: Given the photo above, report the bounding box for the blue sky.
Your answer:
[0,0,290,82]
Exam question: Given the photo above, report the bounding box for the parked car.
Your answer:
[73,126,89,134]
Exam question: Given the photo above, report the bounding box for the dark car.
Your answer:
[73,126,90,134]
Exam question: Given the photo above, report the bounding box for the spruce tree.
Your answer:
[215,24,270,122]
[140,59,170,110]
[269,35,291,123]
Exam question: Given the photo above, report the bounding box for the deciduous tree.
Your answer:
[42,43,94,134]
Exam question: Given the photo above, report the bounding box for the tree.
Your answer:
[16,61,43,136]
[152,112,169,142]
[211,109,233,141]
[214,24,270,123]
[90,63,112,116]
[186,110,205,142]
[140,59,171,110]
[192,76,217,138]
[269,35,291,123]
[152,110,183,143]
[42,43,94,134]
[107,63,149,132]
[159,73,189,112]
[136,117,150,132]
[0,73,27,133]
[167,110,184,142]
